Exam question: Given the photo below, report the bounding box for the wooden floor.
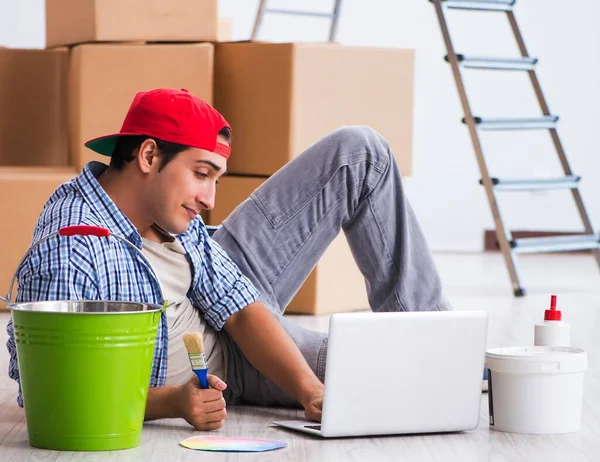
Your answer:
[1,252,599,461]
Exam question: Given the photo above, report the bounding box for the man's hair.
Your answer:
[109,127,232,171]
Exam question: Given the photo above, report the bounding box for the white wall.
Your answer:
[2,0,599,251]
[0,0,44,48]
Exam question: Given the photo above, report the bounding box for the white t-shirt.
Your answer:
[141,236,227,385]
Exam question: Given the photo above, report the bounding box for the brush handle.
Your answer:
[194,368,209,389]
[188,353,209,389]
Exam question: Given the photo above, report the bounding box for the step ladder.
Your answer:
[430,0,600,296]
[251,0,343,42]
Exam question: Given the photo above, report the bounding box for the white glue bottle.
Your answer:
[534,294,571,347]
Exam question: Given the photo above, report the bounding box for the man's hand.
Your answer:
[145,374,228,431]
[300,385,324,422]
[175,375,228,431]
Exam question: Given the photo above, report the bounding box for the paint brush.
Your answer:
[183,332,209,389]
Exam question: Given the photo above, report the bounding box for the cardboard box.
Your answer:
[69,43,214,170]
[0,167,77,309]
[214,43,414,176]
[46,0,219,47]
[0,48,69,167]
[207,176,369,315]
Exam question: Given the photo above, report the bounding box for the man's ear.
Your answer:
[136,139,159,174]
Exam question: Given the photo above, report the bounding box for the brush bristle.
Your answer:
[183,332,205,354]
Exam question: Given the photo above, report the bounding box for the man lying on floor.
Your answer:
[6,88,450,430]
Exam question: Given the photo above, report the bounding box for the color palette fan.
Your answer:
[180,435,287,452]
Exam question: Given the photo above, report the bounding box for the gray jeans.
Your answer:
[212,126,449,408]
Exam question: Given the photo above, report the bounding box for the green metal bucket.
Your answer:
[12,301,161,451]
[2,226,164,451]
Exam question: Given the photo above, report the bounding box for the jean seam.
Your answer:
[366,197,407,313]
[250,193,277,229]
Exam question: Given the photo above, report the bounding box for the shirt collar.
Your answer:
[75,162,142,248]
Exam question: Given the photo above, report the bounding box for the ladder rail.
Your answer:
[251,0,267,41]
[329,0,343,42]
[432,0,524,293]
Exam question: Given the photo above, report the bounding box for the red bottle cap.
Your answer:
[544,295,562,321]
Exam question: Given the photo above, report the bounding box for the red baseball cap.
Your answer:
[85,88,232,159]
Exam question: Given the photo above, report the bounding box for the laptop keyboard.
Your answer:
[304,425,322,430]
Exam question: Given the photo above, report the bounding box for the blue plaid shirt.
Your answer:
[6,162,259,407]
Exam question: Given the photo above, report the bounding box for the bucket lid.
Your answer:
[485,346,587,374]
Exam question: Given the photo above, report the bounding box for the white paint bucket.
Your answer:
[485,346,587,434]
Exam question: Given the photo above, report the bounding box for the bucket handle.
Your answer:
[0,225,165,306]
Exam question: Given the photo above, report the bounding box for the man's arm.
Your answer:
[224,301,324,421]
[188,226,323,419]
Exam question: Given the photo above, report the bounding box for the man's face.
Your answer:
[145,142,228,235]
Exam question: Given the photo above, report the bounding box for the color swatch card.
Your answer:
[180,435,287,452]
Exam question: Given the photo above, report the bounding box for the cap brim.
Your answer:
[84,133,143,157]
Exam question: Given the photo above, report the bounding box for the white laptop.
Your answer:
[273,310,488,438]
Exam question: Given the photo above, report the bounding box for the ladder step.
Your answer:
[463,115,559,130]
[511,235,600,254]
[442,0,515,12]
[482,176,581,191]
[448,54,537,71]
[264,9,333,18]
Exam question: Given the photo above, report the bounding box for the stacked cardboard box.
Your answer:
[0,48,69,167]
[209,43,415,314]
[45,0,221,47]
